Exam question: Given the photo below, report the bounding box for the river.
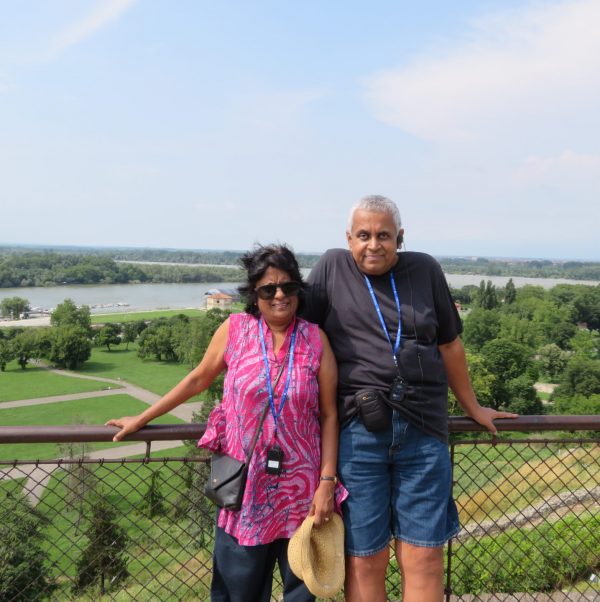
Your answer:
[0,273,597,315]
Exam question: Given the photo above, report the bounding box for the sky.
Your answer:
[1,0,599,260]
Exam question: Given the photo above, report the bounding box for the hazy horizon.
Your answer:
[1,241,599,264]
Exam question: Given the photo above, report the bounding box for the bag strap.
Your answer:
[244,346,290,463]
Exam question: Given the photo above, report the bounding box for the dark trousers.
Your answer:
[211,525,315,602]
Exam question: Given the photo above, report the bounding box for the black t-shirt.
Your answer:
[302,249,462,442]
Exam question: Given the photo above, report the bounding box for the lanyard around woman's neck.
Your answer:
[258,317,298,435]
[363,272,401,372]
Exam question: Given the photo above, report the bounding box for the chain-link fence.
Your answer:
[1,420,598,601]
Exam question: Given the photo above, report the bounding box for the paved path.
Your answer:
[1,366,207,503]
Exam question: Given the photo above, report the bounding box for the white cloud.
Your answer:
[363,0,600,142]
[515,150,600,184]
[43,0,136,61]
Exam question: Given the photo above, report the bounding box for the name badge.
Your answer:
[266,446,284,475]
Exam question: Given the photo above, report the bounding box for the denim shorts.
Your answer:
[338,411,460,556]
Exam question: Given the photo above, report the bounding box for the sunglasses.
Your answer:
[255,281,301,300]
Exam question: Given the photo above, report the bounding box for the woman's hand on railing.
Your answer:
[105,416,146,442]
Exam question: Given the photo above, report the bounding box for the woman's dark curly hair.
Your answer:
[238,244,306,317]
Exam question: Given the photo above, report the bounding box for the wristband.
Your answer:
[320,475,338,484]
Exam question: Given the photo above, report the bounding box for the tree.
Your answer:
[532,301,576,349]
[0,337,15,371]
[503,278,516,305]
[551,393,600,416]
[47,325,92,369]
[58,441,98,528]
[11,328,40,369]
[0,296,30,319]
[73,493,129,595]
[462,308,501,351]
[568,328,599,359]
[137,323,177,361]
[550,284,600,330]
[51,298,92,334]
[537,343,569,381]
[0,491,54,601]
[121,321,143,349]
[140,470,166,518]
[498,313,540,349]
[95,323,121,351]
[449,352,497,414]
[553,356,600,399]
[474,280,499,310]
[505,375,543,414]
[480,338,534,409]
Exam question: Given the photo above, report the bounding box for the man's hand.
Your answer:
[468,405,518,435]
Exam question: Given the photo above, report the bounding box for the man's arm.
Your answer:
[439,337,517,435]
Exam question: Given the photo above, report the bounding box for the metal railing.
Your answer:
[1,416,598,601]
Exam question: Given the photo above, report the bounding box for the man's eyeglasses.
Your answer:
[255,281,301,300]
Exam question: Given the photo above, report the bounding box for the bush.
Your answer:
[0,491,54,601]
[452,513,599,595]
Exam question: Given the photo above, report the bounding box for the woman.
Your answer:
[106,244,343,602]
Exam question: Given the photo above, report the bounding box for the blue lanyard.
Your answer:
[364,273,402,371]
[258,317,297,434]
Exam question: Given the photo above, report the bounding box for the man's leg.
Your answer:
[344,547,389,602]
[338,417,394,602]
[395,540,444,602]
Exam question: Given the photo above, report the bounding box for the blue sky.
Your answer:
[1,0,599,260]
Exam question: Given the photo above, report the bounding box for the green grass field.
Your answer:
[78,345,200,399]
[91,308,205,324]
[0,394,185,461]
[0,362,114,403]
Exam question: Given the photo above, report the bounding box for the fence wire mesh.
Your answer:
[0,436,598,601]
[447,437,599,602]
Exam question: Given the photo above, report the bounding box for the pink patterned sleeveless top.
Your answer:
[199,312,334,546]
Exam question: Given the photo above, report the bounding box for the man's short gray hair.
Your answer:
[347,195,402,232]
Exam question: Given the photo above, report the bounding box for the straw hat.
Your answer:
[288,514,345,598]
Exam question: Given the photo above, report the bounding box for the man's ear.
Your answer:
[397,228,405,248]
[346,231,352,247]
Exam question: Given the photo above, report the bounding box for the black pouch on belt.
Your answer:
[354,389,391,432]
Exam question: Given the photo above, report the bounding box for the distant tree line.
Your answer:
[438,256,600,281]
[0,252,244,288]
[2,246,600,283]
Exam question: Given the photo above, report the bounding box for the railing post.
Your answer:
[445,442,455,602]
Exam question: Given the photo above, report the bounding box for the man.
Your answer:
[302,195,516,602]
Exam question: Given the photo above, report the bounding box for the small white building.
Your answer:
[205,292,234,310]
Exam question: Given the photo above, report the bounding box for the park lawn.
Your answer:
[91,308,205,324]
[79,345,202,399]
[0,394,185,461]
[0,361,114,403]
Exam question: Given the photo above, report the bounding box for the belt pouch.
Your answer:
[355,389,391,432]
